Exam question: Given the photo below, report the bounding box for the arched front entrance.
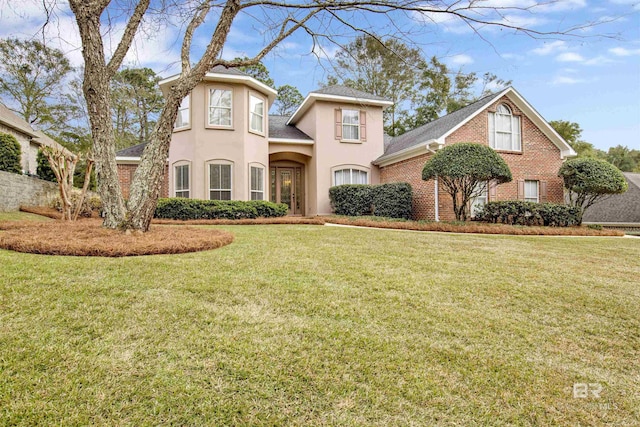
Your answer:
[269,151,310,216]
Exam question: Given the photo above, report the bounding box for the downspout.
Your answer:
[426,142,441,222]
[434,175,439,222]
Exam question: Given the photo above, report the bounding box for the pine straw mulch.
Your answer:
[323,217,625,237]
[0,219,234,257]
[152,217,326,226]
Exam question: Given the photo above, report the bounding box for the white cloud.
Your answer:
[609,46,640,56]
[537,0,587,12]
[583,55,617,65]
[552,75,588,85]
[311,43,339,61]
[447,54,474,66]
[609,0,640,10]
[556,52,585,62]
[531,40,567,55]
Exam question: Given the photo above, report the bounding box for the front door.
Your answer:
[279,168,294,213]
[270,166,304,215]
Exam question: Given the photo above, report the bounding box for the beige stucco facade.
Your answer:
[153,69,391,216]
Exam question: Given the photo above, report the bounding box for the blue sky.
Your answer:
[0,0,638,150]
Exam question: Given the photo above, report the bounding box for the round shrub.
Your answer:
[0,132,22,174]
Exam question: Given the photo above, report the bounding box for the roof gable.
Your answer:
[376,87,576,165]
[287,85,393,125]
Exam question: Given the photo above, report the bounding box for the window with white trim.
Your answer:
[334,168,368,186]
[249,94,264,134]
[175,94,190,129]
[488,104,521,151]
[174,164,190,198]
[208,88,232,127]
[250,166,264,200]
[209,163,232,200]
[471,181,488,217]
[524,180,539,203]
[342,109,360,141]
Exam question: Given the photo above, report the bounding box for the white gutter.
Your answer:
[268,138,314,145]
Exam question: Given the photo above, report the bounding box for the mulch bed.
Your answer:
[0,219,234,257]
[152,217,326,226]
[323,217,625,237]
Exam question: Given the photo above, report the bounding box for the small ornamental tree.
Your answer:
[422,143,513,221]
[0,133,22,174]
[559,158,628,219]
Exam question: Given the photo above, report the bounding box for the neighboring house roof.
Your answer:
[33,130,73,156]
[287,85,393,125]
[582,172,640,225]
[0,103,39,138]
[158,65,278,104]
[374,86,576,166]
[116,142,147,159]
[268,116,313,141]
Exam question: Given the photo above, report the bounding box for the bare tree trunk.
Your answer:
[72,158,94,221]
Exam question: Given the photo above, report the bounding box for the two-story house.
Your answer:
[116,68,575,220]
[116,66,391,216]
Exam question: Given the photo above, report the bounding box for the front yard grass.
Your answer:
[0,220,638,425]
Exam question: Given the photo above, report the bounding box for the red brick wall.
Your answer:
[117,163,169,199]
[380,94,566,221]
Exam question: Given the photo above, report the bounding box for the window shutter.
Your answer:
[517,180,525,200]
[489,180,497,201]
[335,109,342,140]
[360,111,367,142]
[539,181,548,203]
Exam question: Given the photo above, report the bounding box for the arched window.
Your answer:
[489,104,521,151]
[333,168,368,186]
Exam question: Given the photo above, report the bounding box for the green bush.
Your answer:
[329,185,374,216]
[587,224,603,230]
[154,198,288,220]
[475,201,581,227]
[0,133,22,174]
[329,183,413,219]
[37,149,57,182]
[372,183,413,219]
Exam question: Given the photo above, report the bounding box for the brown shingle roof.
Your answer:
[582,172,640,224]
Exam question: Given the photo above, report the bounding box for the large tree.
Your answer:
[49,1,589,231]
[111,67,163,149]
[0,38,76,134]
[326,36,509,136]
[274,84,304,116]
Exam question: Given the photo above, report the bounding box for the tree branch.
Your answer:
[107,0,152,77]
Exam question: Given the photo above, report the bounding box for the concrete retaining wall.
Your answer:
[0,170,59,212]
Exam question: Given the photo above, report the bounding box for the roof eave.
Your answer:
[373,140,440,167]
[159,73,278,105]
[287,93,393,125]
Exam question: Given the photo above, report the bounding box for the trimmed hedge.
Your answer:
[0,133,22,174]
[475,201,581,227]
[329,183,412,219]
[154,198,288,220]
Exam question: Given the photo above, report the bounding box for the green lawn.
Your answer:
[1,215,639,425]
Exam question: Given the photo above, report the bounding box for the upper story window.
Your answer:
[208,88,232,128]
[174,163,190,198]
[334,168,368,186]
[489,104,521,151]
[250,166,264,200]
[342,109,360,141]
[209,163,232,200]
[175,94,190,130]
[335,109,366,142]
[249,94,265,134]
